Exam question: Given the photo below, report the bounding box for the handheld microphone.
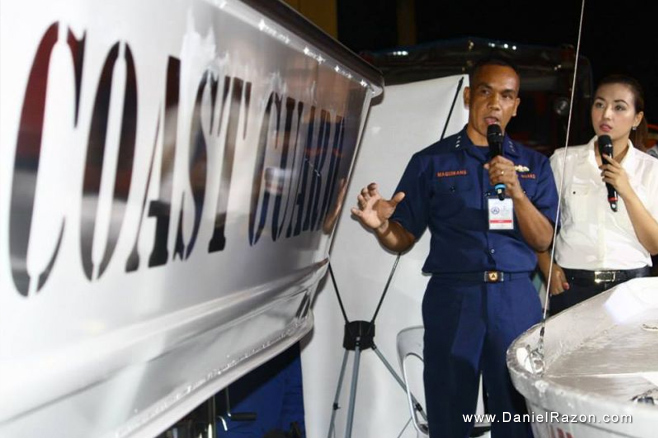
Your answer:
[598,134,618,212]
[487,124,505,200]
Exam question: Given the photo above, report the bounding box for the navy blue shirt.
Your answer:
[391,127,559,274]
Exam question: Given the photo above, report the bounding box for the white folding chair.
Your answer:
[397,326,491,438]
[396,326,429,437]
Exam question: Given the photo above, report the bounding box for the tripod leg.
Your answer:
[344,345,361,438]
[372,343,428,422]
[327,349,350,438]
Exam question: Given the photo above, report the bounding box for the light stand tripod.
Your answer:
[326,255,427,438]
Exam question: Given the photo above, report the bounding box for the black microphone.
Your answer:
[598,134,618,212]
[487,124,505,200]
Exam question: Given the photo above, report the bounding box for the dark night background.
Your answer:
[336,0,658,125]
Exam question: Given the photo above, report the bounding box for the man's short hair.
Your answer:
[469,56,520,85]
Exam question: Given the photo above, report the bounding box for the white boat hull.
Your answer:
[508,278,658,438]
[0,0,382,436]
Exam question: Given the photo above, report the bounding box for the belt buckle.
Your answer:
[594,271,616,283]
[484,271,504,283]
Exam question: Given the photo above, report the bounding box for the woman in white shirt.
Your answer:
[538,75,658,315]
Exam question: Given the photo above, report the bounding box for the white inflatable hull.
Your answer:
[508,278,658,438]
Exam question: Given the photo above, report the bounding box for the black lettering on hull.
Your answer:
[81,42,138,280]
[209,77,251,252]
[148,57,180,267]
[8,22,85,295]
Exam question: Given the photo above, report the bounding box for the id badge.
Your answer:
[488,197,514,230]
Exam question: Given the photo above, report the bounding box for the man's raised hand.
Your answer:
[351,182,405,231]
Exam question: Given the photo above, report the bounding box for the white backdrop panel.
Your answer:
[302,74,470,438]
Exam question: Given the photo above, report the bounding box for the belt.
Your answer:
[432,271,531,283]
[562,267,650,285]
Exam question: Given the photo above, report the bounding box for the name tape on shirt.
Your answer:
[436,170,468,178]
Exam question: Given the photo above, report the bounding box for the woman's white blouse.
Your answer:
[551,137,658,270]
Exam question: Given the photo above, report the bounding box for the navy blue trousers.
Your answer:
[422,275,541,438]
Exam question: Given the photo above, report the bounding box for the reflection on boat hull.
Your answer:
[0,0,383,437]
[508,278,658,438]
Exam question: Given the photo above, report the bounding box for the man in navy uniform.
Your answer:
[351,57,558,438]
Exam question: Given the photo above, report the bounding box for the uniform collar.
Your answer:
[454,126,521,158]
[584,135,637,171]
[583,136,599,168]
[623,139,639,171]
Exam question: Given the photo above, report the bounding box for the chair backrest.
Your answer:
[396,326,429,437]
[396,326,492,438]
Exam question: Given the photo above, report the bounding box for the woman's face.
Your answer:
[591,83,643,143]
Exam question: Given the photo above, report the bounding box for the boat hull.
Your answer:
[508,278,658,438]
[0,0,383,436]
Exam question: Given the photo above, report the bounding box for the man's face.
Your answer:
[464,65,520,145]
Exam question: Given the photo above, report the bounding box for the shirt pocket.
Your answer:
[564,183,590,222]
[519,176,538,199]
[432,176,474,195]
[430,177,475,218]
